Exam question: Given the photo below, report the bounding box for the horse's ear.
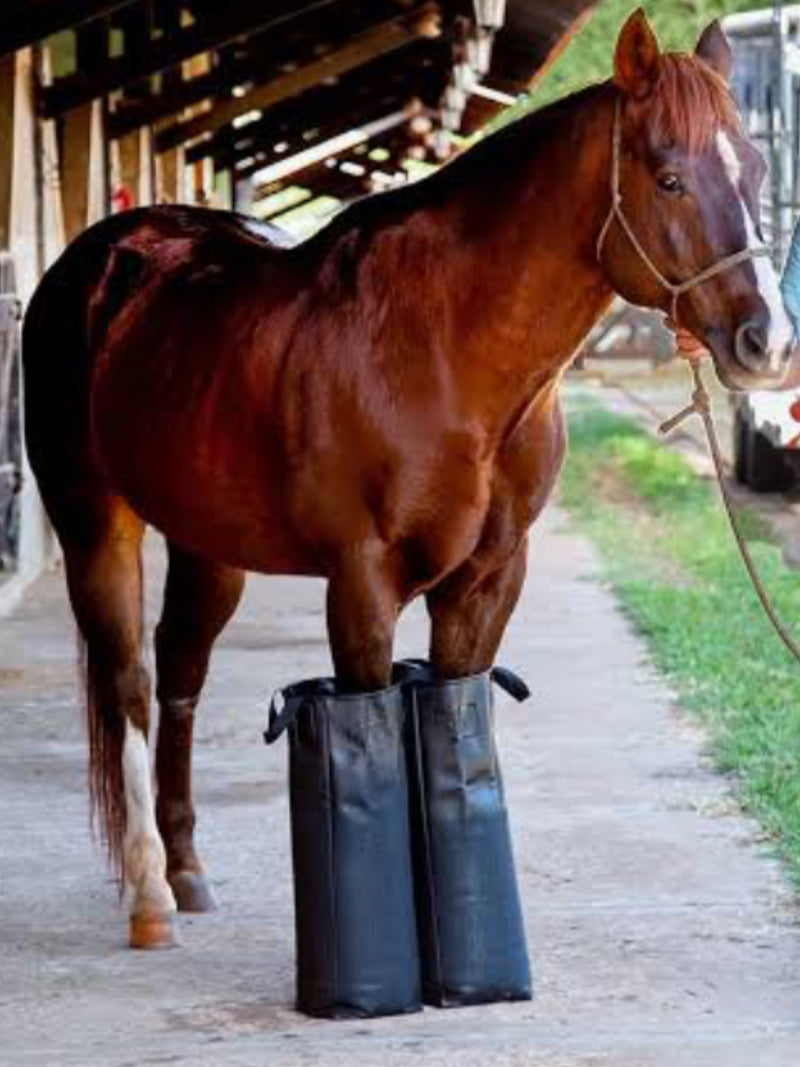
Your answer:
[614,8,661,100]
[695,20,733,83]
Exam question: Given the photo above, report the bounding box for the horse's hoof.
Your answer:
[129,912,179,950]
[169,870,218,913]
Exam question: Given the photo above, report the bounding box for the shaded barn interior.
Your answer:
[0,0,596,586]
[2,0,598,232]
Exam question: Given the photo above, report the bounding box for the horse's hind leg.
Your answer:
[55,492,177,949]
[154,542,245,912]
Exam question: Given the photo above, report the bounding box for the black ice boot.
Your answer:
[397,662,532,1008]
[265,677,421,1019]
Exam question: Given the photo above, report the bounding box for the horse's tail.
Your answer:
[22,213,149,879]
[79,636,130,880]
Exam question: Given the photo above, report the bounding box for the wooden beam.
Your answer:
[187,80,408,167]
[155,4,441,153]
[42,0,327,117]
[109,59,247,139]
[208,52,441,174]
[184,38,442,169]
[110,11,439,141]
[221,95,412,180]
[107,0,355,139]
[0,0,142,58]
[251,110,412,196]
[75,17,111,83]
[116,1,155,103]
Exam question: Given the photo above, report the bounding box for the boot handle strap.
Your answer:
[264,664,531,744]
[263,691,306,745]
[490,666,530,702]
[397,659,531,702]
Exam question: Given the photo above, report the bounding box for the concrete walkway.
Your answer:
[2,505,800,1067]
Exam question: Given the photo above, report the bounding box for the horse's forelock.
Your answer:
[647,53,739,156]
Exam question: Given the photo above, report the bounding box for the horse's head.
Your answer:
[598,8,796,391]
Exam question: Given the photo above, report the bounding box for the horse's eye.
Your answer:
[657,173,684,197]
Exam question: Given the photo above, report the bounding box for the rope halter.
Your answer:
[596,96,771,326]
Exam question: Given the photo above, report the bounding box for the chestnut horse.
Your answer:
[23,10,796,949]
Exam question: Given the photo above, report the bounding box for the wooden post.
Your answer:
[60,97,107,240]
[139,126,154,206]
[0,53,14,249]
[8,48,57,580]
[156,146,181,203]
[61,22,108,239]
[117,128,141,206]
[60,103,94,241]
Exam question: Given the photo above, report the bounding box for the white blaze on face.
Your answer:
[122,721,175,915]
[716,131,794,369]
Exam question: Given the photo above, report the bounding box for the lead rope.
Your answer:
[596,94,798,664]
[658,358,800,666]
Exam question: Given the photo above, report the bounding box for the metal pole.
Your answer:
[771,0,785,265]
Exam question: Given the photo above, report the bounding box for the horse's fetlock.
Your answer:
[125,830,175,911]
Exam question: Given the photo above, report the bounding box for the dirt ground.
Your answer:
[2,504,800,1066]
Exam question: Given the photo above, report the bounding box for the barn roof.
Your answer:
[2,1,598,205]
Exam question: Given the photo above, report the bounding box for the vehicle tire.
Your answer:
[746,426,794,493]
[733,405,750,486]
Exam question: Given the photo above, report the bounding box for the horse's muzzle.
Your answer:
[732,312,795,387]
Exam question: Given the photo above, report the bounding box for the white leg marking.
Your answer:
[717,131,794,368]
[122,721,176,916]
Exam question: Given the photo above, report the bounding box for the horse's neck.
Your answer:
[435,86,615,425]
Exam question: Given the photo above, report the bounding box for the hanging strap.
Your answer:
[491,665,531,702]
[395,659,531,702]
[264,690,310,745]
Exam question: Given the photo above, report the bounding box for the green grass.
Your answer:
[561,398,800,881]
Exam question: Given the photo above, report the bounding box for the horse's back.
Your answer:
[22,206,289,497]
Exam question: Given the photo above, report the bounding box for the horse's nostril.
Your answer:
[735,318,770,368]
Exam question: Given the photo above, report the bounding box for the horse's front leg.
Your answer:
[413,536,533,1006]
[282,543,420,1019]
[426,537,528,678]
[326,543,399,690]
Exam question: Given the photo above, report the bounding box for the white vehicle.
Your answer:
[726,5,800,490]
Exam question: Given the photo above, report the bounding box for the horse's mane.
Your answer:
[649,53,739,154]
[304,49,741,252]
